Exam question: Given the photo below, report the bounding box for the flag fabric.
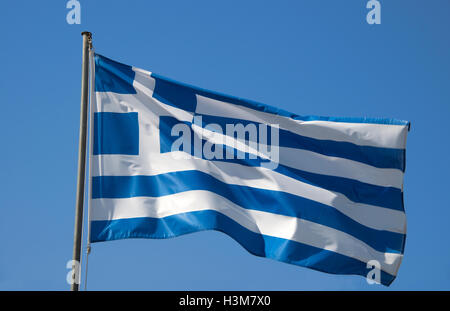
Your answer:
[88,53,409,286]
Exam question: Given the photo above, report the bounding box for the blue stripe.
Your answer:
[279,166,404,212]
[197,114,405,170]
[159,116,404,211]
[94,54,136,94]
[150,72,409,127]
[94,54,409,127]
[92,171,405,254]
[90,212,397,286]
[93,112,139,155]
[151,74,197,112]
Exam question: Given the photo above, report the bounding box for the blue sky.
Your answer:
[0,1,449,290]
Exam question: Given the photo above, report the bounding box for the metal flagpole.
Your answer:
[71,31,92,291]
[83,43,96,291]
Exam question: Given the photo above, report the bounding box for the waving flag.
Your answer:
[88,54,409,286]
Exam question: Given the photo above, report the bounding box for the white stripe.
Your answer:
[91,191,402,276]
[279,147,403,188]
[195,95,408,149]
[193,124,403,188]
[91,155,406,234]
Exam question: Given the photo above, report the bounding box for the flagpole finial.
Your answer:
[81,31,93,49]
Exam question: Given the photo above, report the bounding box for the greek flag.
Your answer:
[89,54,409,286]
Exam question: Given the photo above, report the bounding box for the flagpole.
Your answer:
[71,31,92,291]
